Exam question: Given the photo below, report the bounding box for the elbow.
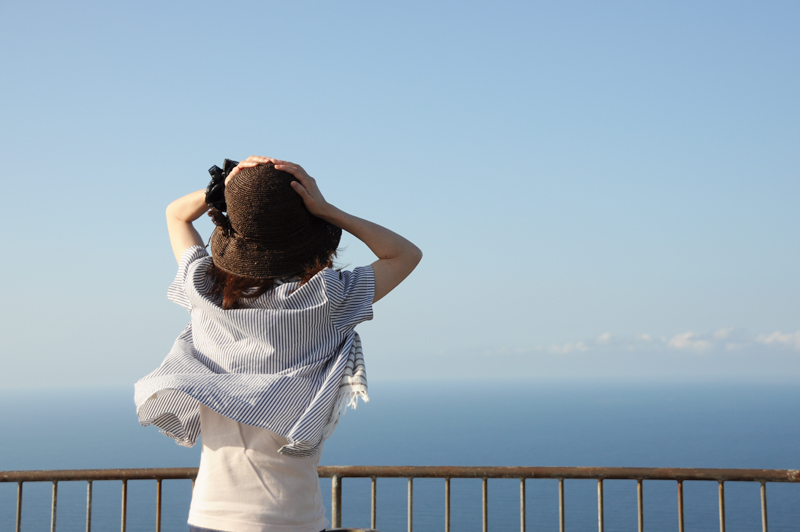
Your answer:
[166,201,177,220]
[410,244,423,267]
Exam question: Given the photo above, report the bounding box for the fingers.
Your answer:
[273,160,297,171]
[224,166,241,185]
[274,161,309,182]
[275,163,301,178]
[229,157,314,189]
[237,155,278,169]
[290,180,311,199]
[246,155,277,163]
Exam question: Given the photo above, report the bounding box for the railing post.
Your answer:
[331,475,342,528]
[482,478,489,532]
[51,481,58,532]
[156,478,163,532]
[86,480,93,532]
[408,477,414,532]
[559,478,565,532]
[677,481,684,532]
[370,476,377,530]
[718,481,726,532]
[520,478,526,532]
[760,482,768,532]
[637,480,643,532]
[597,479,604,532]
[445,478,451,532]
[16,481,23,532]
[120,479,127,532]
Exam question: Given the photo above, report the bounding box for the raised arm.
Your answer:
[279,161,422,303]
[166,156,275,263]
[166,190,208,263]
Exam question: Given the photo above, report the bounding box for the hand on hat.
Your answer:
[279,161,334,219]
[225,155,280,185]
[223,155,334,219]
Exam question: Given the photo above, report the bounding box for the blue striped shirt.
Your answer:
[135,245,374,457]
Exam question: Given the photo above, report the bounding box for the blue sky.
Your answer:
[1,1,798,388]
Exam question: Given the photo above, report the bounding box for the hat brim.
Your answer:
[210,217,341,280]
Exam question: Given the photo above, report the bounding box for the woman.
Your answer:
[135,156,422,532]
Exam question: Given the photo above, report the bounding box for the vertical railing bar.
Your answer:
[597,479,604,532]
[482,478,488,532]
[51,481,58,532]
[370,476,377,530]
[760,482,768,532]
[120,479,127,532]
[677,480,684,532]
[559,478,565,532]
[15,481,22,532]
[331,475,342,528]
[156,479,163,532]
[637,479,643,532]
[86,480,93,532]
[408,477,413,532]
[520,478,526,532]
[445,478,451,532]
[718,481,726,532]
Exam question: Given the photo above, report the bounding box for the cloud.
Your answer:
[546,342,589,354]
[491,328,800,357]
[667,332,713,353]
[757,331,800,351]
[595,332,612,345]
[713,327,734,340]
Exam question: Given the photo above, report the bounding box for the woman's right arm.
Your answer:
[165,156,279,263]
[319,208,423,303]
[279,161,422,303]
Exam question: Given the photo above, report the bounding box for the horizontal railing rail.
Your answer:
[317,465,800,482]
[2,466,798,532]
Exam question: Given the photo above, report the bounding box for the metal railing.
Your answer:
[2,466,798,532]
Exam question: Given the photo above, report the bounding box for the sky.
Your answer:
[0,1,798,389]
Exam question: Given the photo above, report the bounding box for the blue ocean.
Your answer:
[1,382,798,532]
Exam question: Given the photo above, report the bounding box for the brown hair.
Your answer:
[206,254,336,310]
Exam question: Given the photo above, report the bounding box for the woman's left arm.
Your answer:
[166,190,209,263]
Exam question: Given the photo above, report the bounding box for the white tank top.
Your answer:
[188,405,329,532]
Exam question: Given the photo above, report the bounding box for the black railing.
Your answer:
[2,466,798,532]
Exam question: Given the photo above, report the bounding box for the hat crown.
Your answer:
[226,163,311,239]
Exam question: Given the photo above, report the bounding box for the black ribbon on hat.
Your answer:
[205,158,239,212]
[208,208,235,237]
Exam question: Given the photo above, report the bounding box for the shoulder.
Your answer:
[180,245,210,268]
[319,266,375,300]
[181,246,214,298]
[319,266,375,329]
[168,245,211,311]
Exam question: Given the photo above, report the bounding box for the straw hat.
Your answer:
[209,162,341,279]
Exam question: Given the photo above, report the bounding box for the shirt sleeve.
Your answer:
[167,245,209,312]
[323,265,375,332]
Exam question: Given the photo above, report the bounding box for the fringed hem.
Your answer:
[319,385,369,443]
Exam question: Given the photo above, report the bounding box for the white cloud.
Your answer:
[546,342,589,354]
[724,342,747,351]
[757,331,800,351]
[667,332,713,353]
[484,328,800,358]
[713,327,734,340]
[595,332,612,345]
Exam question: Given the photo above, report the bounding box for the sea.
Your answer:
[0,381,798,532]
